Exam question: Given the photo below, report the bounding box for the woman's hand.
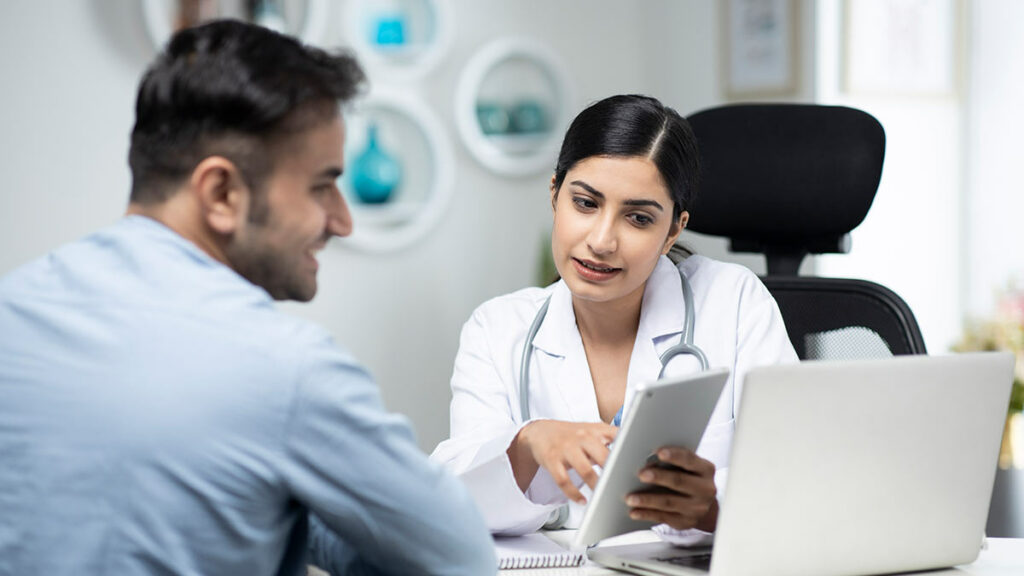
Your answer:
[626,447,718,532]
[507,419,618,504]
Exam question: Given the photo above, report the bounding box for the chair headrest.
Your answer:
[685,104,885,257]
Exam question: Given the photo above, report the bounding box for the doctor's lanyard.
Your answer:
[517,267,710,424]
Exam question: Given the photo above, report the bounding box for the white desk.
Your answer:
[499,531,1024,576]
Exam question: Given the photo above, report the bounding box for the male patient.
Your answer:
[0,20,495,576]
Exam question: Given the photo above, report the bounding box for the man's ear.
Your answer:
[662,210,689,254]
[189,156,250,236]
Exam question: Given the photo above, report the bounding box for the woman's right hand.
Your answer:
[507,419,618,504]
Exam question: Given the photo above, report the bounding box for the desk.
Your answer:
[499,531,1024,576]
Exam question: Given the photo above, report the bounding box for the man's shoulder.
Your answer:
[0,226,108,303]
[0,254,48,297]
[0,217,346,362]
[1,217,232,300]
[252,310,338,356]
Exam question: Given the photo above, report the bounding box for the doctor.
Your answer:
[432,95,797,540]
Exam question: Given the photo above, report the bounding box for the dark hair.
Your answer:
[553,94,700,220]
[128,19,366,206]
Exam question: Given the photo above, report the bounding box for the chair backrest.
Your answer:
[764,276,927,359]
[684,103,927,359]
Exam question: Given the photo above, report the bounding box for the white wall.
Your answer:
[282,0,714,451]
[646,0,818,275]
[811,0,1024,353]
[810,0,964,354]
[0,0,716,451]
[0,2,148,274]
[4,0,1006,451]
[965,0,1024,318]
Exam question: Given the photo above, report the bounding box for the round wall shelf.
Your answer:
[455,37,572,177]
[343,0,453,80]
[339,89,454,253]
[141,0,329,49]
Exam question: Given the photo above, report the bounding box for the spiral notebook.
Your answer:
[494,533,585,569]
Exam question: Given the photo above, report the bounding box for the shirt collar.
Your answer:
[117,214,273,303]
[120,214,222,267]
[531,279,575,358]
[637,255,687,342]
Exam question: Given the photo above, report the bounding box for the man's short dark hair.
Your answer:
[128,19,366,206]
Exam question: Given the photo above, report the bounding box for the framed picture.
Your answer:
[843,0,961,96]
[722,0,799,98]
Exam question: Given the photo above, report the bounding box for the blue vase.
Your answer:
[352,123,402,205]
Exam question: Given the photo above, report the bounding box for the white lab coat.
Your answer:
[431,255,798,538]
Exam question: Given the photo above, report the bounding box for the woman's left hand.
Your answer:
[626,446,718,532]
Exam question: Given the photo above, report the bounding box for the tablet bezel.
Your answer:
[574,368,730,547]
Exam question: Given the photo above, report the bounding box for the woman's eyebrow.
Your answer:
[570,180,604,198]
[569,180,664,212]
[623,198,664,211]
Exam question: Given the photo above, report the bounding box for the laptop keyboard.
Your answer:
[653,552,713,570]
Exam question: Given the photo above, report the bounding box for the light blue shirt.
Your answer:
[0,216,496,575]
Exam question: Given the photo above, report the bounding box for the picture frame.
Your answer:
[722,0,799,99]
[843,0,961,96]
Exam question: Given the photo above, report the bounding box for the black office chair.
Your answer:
[684,103,927,360]
[681,104,1024,537]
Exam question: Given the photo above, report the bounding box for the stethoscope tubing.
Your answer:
[518,268,709,422]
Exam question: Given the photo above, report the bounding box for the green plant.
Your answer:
[954,288,1024,469]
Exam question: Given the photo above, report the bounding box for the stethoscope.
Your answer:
[518,267,710,424]
[517,266,710,529]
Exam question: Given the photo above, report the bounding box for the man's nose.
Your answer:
[326,189,353,238]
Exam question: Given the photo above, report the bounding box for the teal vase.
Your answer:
[352,123,402,204]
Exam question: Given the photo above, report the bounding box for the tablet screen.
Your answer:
[574,368,730,547]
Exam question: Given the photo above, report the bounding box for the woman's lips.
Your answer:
[572,258,621,282]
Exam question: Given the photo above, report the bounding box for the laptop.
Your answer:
[588,352,1014,576]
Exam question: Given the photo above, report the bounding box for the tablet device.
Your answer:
[574,368,729,548]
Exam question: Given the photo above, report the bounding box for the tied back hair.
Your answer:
[552,94,700,222]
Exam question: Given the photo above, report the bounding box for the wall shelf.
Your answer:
[455,37,571,177]
[339,89,454,253]
[141,0,329,49]
[342,0,453,80]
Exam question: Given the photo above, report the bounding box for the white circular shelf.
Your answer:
[342,0,453,80]
[455,37,572,177]
[339,89,455,253]
[141,0,329,49]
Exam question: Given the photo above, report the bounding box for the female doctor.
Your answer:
[431,95,797,540]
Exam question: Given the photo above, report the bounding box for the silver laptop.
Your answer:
[588,352,1014,576]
